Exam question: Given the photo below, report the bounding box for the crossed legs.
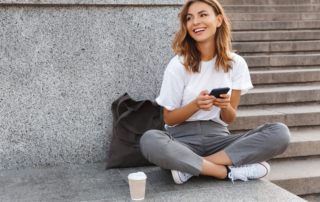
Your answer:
[140,122,291,180]
[201,150,232,179]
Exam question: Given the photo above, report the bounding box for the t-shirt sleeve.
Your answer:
[232,57,254,95]
[155,59,185,111]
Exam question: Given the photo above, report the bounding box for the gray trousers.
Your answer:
[140,121,290,176]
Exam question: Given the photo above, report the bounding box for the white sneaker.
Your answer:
[171,170,193,184]
[228,161,270,183]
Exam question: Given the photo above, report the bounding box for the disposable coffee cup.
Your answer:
[128,172,147,200]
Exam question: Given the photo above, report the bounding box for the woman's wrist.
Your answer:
[221,103,231,111]
[220,103,236,124]
[193,98,201,111]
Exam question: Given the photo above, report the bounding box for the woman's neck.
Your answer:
[197,40,216,62]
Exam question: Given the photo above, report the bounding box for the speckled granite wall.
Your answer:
[0,5,180,170]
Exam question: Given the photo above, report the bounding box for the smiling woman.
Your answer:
[173,0,234,73]
[139,0,291,185]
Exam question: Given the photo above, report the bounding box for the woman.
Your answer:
[140,0,291,184]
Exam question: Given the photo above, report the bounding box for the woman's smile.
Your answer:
[193,27,207,35]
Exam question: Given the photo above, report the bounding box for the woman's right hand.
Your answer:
[195,90,215,111]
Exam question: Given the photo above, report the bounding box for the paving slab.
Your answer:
[266,157,320,195]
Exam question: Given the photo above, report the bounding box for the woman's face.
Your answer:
[186,1,222,44]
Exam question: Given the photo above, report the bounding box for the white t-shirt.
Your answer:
[155,52,253,128]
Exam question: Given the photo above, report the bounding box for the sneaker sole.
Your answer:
[171,170,184,184]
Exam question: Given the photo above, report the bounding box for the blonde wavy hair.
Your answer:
[172,0,234,73]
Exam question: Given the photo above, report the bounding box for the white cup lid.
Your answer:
[128,172,147,180]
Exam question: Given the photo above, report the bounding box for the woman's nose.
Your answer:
[193,17,200,25]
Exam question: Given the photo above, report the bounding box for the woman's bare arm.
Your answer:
[213,90,241,124]
[164,90,215,126]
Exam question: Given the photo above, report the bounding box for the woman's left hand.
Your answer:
[213,94,231,109]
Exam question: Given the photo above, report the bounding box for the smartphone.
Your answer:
[209,87,230,98]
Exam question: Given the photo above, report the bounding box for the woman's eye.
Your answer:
[187,17,192,21]
[201,14,206,17]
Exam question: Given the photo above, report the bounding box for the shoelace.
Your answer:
[182,172,193,181]
[228,165,257,183]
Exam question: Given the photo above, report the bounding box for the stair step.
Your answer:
[225,5,320,13]
[244,54,320,68]
[229,12,320,22]
[231,20,320,31]
[239,85,320,106]
[250,69,320,85]
[302,12,320,20]
[266,157,320,195]
[232,30,320,42]
[300,193,320,202]
[219,0,320,5]
[229,105,320,131]
[233,41,320,53]
[228,13,301,21]
[275,128,320,159]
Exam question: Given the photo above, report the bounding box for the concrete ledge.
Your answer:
[0,162,306,202]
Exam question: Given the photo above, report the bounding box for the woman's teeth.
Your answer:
[194,28,206,33]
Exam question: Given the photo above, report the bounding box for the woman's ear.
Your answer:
[216,14,223,28]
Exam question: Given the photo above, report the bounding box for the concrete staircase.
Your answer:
[226,1,320,201]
